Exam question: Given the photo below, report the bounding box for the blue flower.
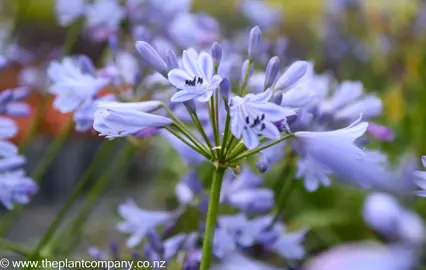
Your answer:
[363,193,425,247]
[85,0,125,38]
[239,0,282,29]
[117,199,174,247]
[317,81,383,123]
[93,101,172,138]
[168,49,222,103]
[294,118,389,190]
[0,117,18,156]
[74,95,115,132]
[0,87,30,117]
[47,57,110,113]
[303,243,417,270]
[55,0,86,26]
[0,170,37,210]
[230,89,295,149]
[414,156,426,197]
[221,167,274,213]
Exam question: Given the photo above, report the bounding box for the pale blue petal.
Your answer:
[198,52,214,82]
[242,128,259,149]
[261,121,280,140]
[168,69,192,89]
[182,49,200,77]
[171,90,200,102]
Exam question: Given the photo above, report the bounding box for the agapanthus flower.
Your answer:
[169,13,220,49]
[239,0,282,29]
[55,0,86,26]
[218,213,308,261]
[74,95,115,132]
[413,156,426,197]
[169,49,222,103]
[363,192,425,247]
[0,117,18,156]
[85,0,125,40]
[117,199,174,247]
[220,168,273,213]
[317,81,383,123]
[0,87,30,117]
[0,170,37,210]
[93,101,172,139]
[303,243,417,270]
[230,89,295,149]
[47,57,110,113]
[294,117,389,190]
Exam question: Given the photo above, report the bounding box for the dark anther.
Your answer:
[197,77,203,84]
[191,77,196,86]
[260,123,265,131]
[245,116,250,124]
[260,114,265,121]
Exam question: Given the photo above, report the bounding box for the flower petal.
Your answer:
[171,90,201,103]
[198,52,214,82]
[168,69,192,89]
[242,128,259,149]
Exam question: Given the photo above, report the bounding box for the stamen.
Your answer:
[245,116,250,124]
[260,123,265,131]
[260,114,265,121]
[197,77,203,84]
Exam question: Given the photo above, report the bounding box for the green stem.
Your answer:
[165,126,211,160]
[240,60,252,96]
[160,104,210,155]
[46,142,135,256]
[30,140,116,257]
[190,112,215,159]
[227,134,294,163]
[220,114,231,159]
[199,167,226,270]
[0,238,32,257]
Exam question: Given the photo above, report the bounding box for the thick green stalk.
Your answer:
[29,140,116,258]
[199,167,226,270]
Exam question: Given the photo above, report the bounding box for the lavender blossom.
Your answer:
[117,199,174,247]
[47,57,109,113]
[221,168,273,213]
[93,101,172,138]
[55,0,86,26]
[363,193,425,246]
[135,41,169,77]
[74,95,115,132]
[0,170,37,210]
[294,118,389,190]
[230,89,295,149]
[85,0,125,40]
[239,0,282,29]
[169,49,222,103]
[0,87,30,117]
[0,117,18,156]
[303,243,417,270]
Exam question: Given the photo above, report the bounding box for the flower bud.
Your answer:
[264,56,280,89]
[219,78,231,105]
[248,26,262,59]
[271,91,283,105]
[367,123,394,142]
[211,42,222,66]
[256,153,269,173]
[166,50,179,70]
[275,61,308,91]
[135,41,168,77]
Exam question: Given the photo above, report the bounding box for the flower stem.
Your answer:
[29,140,117,258]
[190,112,216,159]
[200,166,226,270]
[227,134,294,163]
[240,60,252,96]
[165,126,211,160]
[0,238,32,257]
[44,142,135,256]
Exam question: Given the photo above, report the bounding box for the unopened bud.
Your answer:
[248,26,262,59]
[211,42,222,67]
[166,50,179,70]
[256,153,269,173]
[135,41,168,77]
[271,91,283,105]
[264,56,280,89]
[275,61,308,91]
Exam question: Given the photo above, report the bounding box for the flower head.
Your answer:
[117,199,174,247]
[47,57,109,113]
[169,49,222,103]
[295,118,389,190]
[0,170,37,210]
[230,89,295,149]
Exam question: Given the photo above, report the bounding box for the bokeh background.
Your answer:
[0,0,425,262]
